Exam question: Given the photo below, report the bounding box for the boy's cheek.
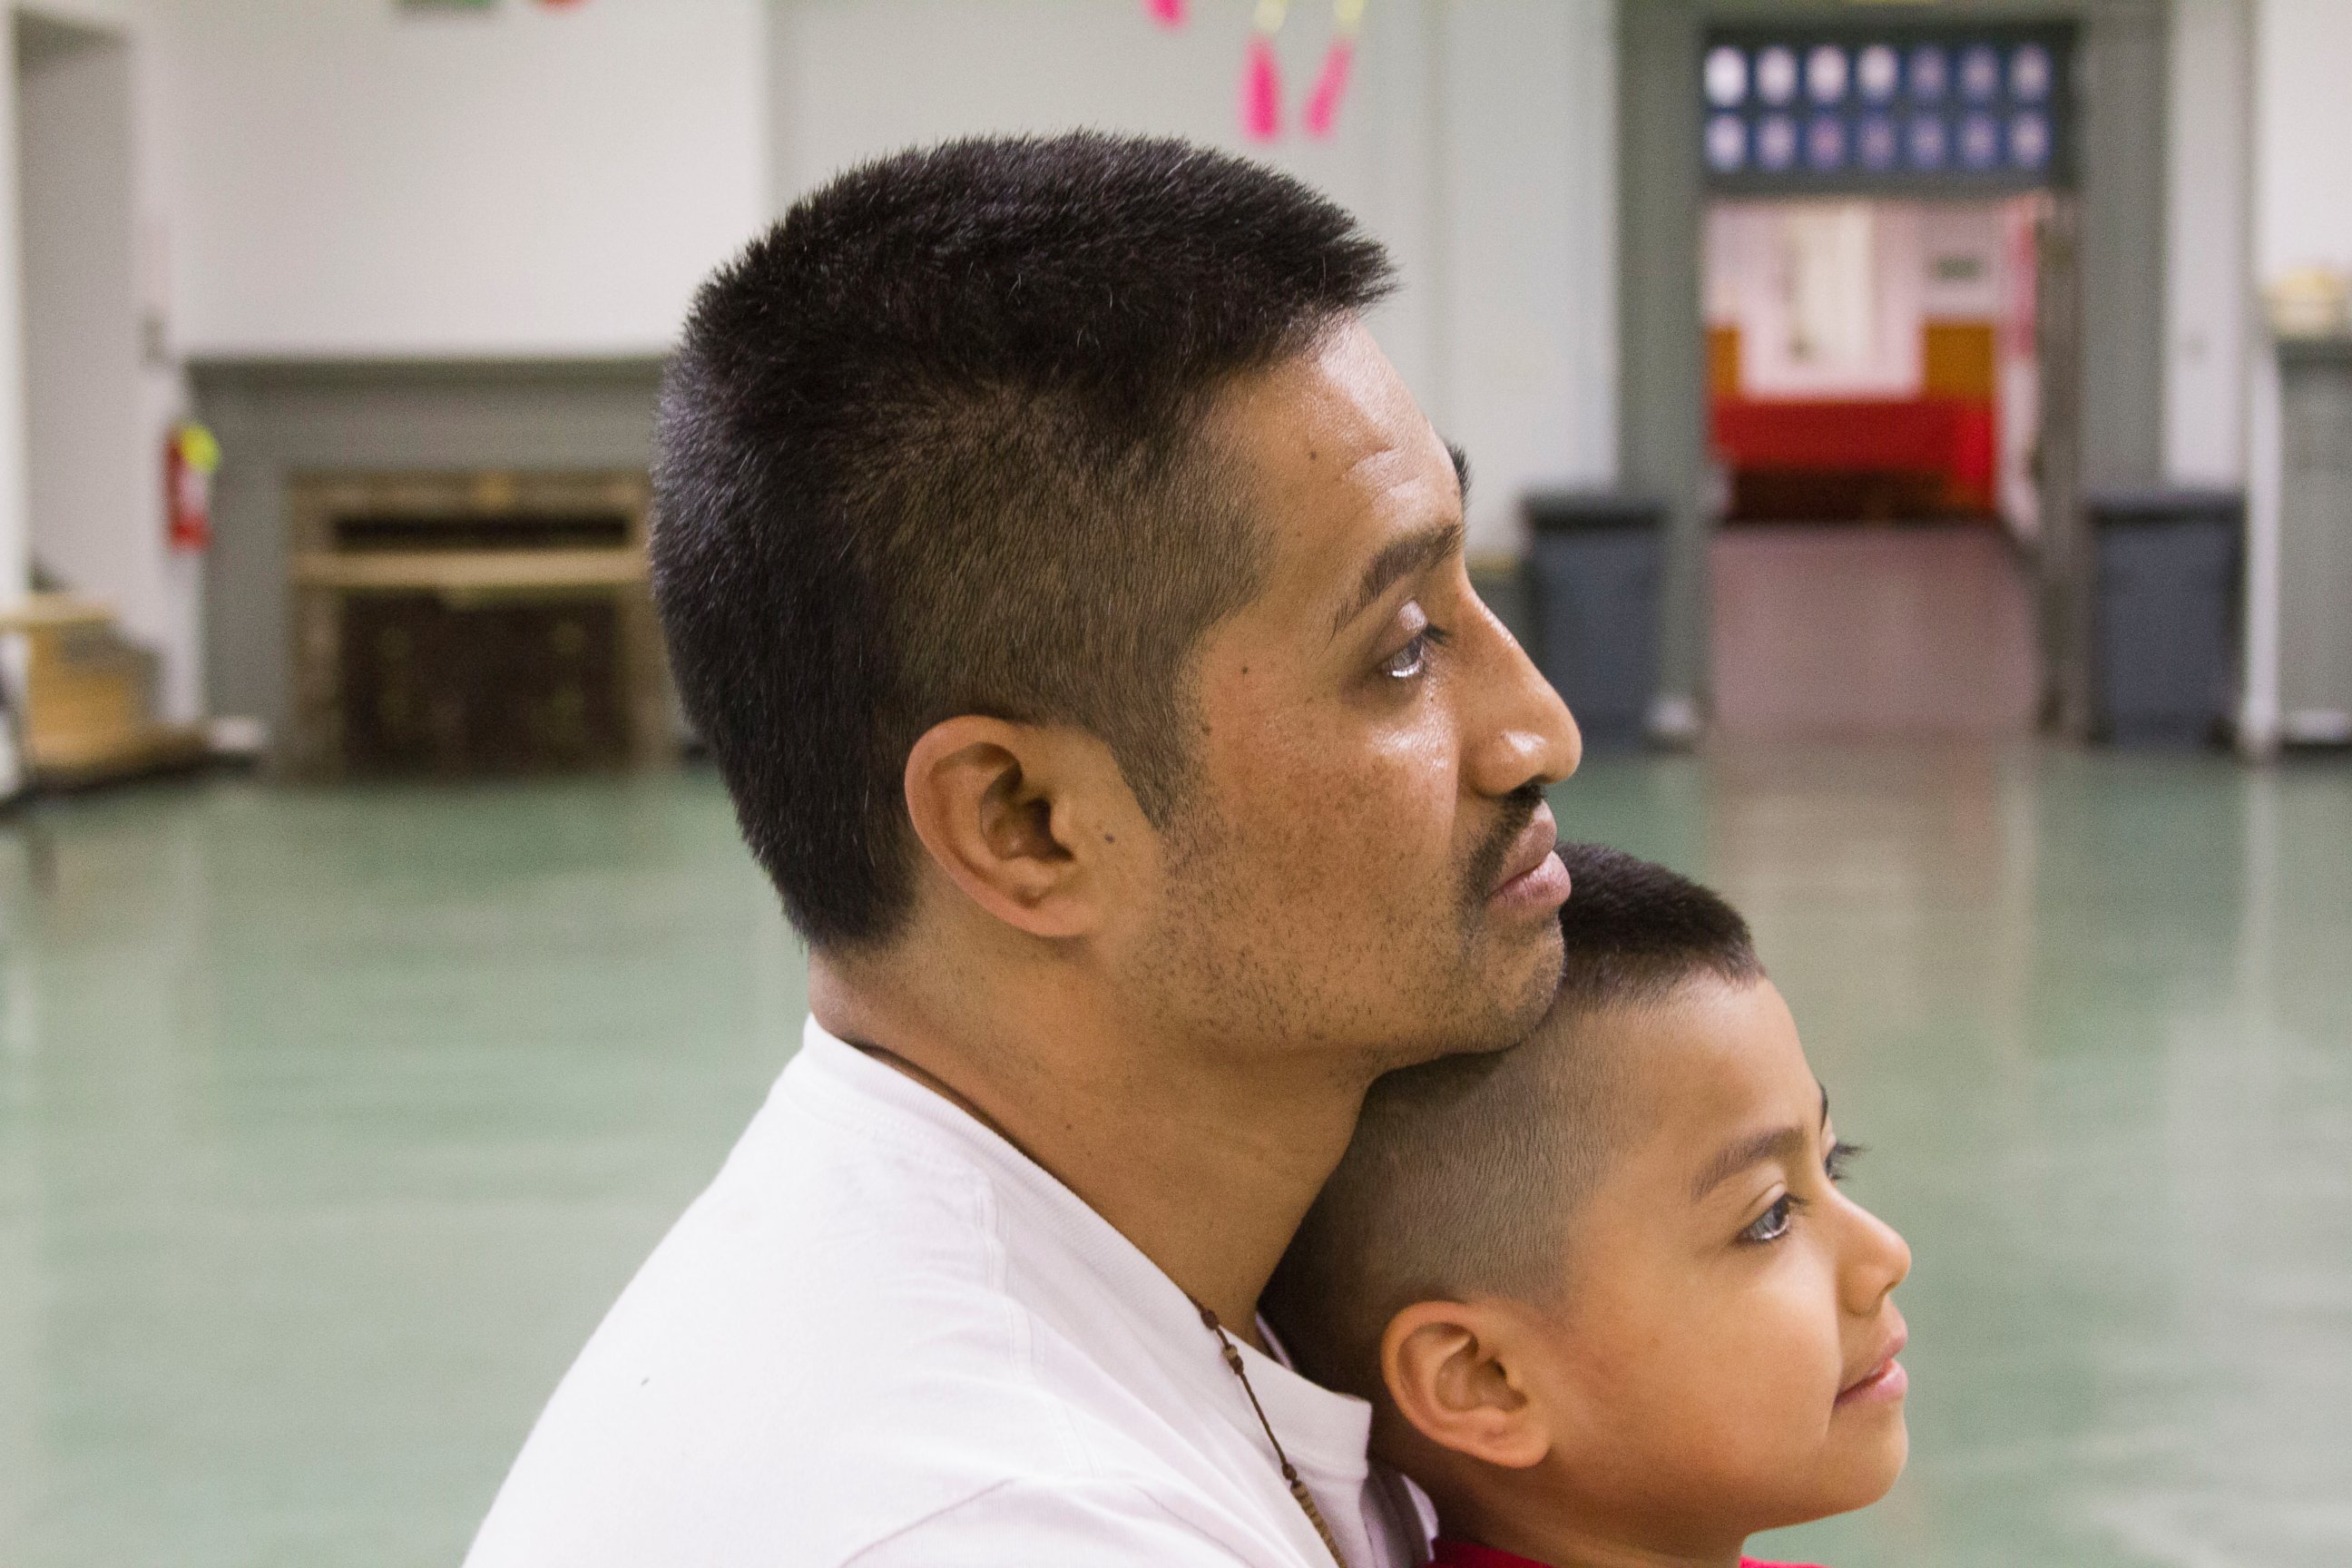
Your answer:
[1708,1292,1857,1478]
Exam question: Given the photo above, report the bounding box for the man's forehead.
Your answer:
[1220,322,1433,461]
[1209,323,1458,590]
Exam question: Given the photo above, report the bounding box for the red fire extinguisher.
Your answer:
[166,422,219,552]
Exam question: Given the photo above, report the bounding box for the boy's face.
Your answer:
[1384,977,1911,1559]
[1516,978,1910,1546]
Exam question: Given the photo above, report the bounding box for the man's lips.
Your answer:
[1488,808,1570,909]
[1836,1324,1909,1408]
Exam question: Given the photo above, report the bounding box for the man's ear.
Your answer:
[1381,1300,1553,1471]
[902,715,1140,939]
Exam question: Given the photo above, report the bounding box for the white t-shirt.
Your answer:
[465,1017,1432,1568]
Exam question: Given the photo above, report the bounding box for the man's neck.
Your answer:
[809,947,1369,1348]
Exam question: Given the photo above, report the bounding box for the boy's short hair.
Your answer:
[1264,843,1764,1400]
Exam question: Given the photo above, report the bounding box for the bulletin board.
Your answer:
[1700,24,2077,197]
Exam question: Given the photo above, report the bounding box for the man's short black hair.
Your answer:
[1264,844,1764,1402]
[652,132,1396,948]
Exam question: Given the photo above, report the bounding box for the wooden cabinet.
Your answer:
[285,470,674,779]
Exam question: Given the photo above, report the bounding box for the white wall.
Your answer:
[2251,0,2352,285]
[0,12,31,613]
[148,0,768,358]
[1704,201,1930,399]
[4,0,1611,717]
[2164,0,2251,486]
[12,6,203,719]
[11,0,769,713]
[770,0,1617,554]
[1440,0,1616,544]
[20,21,141,603]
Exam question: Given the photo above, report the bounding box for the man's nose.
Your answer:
[1462,592,1581,799]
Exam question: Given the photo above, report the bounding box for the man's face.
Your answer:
[1121,320,1581,1072]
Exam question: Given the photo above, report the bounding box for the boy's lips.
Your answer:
[1836,1325,1909,1408]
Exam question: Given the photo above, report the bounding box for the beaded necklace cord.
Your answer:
[1192,1299,1351,1568]
[848,1042,1352,1567]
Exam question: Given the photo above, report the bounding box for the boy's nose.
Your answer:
[1841,1203,1912,1315]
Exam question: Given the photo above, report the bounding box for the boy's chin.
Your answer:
[1816,1416,1910,1516]
[1744,1417,1908,1535]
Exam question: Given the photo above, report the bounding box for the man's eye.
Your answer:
[1740,1194,1799,1244]
[1379,631,1431,681]
[1377,616,1449,681]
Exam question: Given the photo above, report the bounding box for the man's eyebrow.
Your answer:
[1329,519,1465,640]
[1691,1122,1813,1203]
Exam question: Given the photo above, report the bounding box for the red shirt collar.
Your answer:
[1430,1540,1819,1568]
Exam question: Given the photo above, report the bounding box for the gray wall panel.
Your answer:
[2278,343,2352,731]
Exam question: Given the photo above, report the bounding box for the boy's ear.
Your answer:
[1380,1301,1552,1471]
[902,716,1142,939]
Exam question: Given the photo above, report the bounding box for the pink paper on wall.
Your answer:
[1143,0,1368,142]
[1303,39,1354,137]
[1241,34,1283,141]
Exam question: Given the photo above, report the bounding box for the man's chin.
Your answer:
[1426,925,1567,1062]
[1495,923,1568,1038]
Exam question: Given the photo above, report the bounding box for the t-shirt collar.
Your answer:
[794,1015,1376,1487]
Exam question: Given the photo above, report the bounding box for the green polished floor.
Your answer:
[0,748,2346,1568]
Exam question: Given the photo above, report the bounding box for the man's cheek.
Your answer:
[1349,728,1459,828]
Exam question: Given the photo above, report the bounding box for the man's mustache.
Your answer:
[1463,783,1548,916]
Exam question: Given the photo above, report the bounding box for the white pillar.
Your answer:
[2239,0,2293,758]
[2239,333,2283,757]
[2163,0,2254,486]
[0,21,29,612]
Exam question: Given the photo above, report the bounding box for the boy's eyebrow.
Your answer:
[1691,1125,1811,1201]
[1691,1088,1830,1202]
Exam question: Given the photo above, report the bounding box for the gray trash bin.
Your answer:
[1524,492,1665,752]
[2088,488,2242,748]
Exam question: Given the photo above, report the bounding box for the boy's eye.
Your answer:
[1740,1194,1798,1244]
[1825,1141,1863,1182]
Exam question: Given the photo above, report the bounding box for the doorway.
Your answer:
[1617,1,2167,739]
[1702,190,2049,732]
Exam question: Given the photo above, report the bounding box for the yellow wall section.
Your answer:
[1922,319,1998,400]
[1710,320,1997,402]
[1709,325,1742,399]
